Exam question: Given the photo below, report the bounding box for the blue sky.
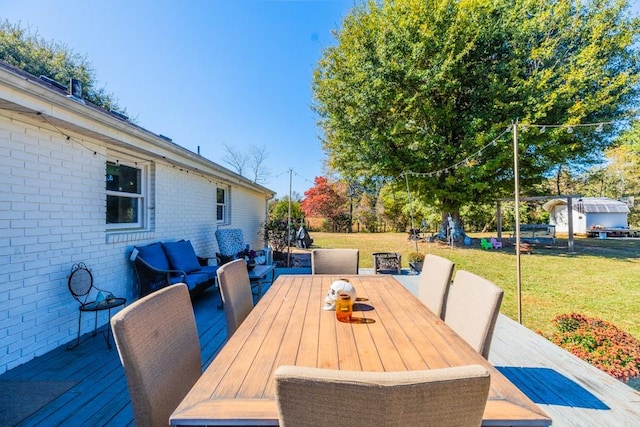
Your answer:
[2,0,361,198]
[3,1,640,198]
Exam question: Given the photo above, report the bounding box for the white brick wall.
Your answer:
[0,113,270,374]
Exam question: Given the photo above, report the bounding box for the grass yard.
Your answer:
[308,232,640,339]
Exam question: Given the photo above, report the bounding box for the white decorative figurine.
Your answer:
[323,280,357,311]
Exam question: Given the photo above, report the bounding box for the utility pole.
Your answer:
[287,168,292,268]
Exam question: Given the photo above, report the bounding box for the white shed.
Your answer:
[542,197,630,234]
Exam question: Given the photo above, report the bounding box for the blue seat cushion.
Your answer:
[162,240,202,273]
[169,273,209,291]
[136,242,171,271]
[198,265,219,281]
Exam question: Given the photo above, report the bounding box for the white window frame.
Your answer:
[216,186,229,224]
[106,160,147,231]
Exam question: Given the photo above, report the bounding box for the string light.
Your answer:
[11,108,242,184]
[394,120,612,183]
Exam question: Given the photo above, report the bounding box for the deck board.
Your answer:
[489,313,640,426]
[1,269,639,426]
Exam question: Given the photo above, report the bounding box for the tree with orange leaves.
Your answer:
[300,176,349,231]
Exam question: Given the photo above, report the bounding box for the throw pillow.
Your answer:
[162,240,202,273]
[135,242,171,271]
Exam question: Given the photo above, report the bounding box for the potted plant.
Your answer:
[408,252,425,273]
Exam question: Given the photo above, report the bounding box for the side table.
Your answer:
[248,263,276,300]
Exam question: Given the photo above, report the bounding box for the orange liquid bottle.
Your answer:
[335,293,352,322]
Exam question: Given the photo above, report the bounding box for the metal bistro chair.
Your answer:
[67,262,126,350]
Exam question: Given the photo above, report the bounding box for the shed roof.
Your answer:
[542,197,630,214]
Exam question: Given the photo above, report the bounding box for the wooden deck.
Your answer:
[1,269,639,426]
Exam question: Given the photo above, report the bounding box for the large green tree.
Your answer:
[313,0,640,233]
[0,20,126,114]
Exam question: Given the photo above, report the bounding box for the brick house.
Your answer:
[0,61,275,373]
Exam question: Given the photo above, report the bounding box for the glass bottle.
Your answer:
[335,293,352,322]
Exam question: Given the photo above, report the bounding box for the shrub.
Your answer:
[540,313,640,382]
[407,252,425,263]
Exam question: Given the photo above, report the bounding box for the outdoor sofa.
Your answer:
[131,240,218,298]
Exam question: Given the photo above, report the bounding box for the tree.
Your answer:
[313,0,640,233]
[0,20,127,114]
[300,176,349,231]
[222,143,248,176]
[222,143,269,184]
[353,192,379,232]
[269,197,303,222]
[248,145,269,184]
[377,184,411,232]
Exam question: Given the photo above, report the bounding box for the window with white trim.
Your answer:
[106,161,145,229]
[216,186,228,223]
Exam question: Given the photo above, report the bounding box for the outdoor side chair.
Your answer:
[311,248,359,275]
[111,283,201,427]
[275,364,490,427]
[417,254,455,320]
[444,270,504,359]
[217,258,255,338]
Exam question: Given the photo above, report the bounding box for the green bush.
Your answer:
[540,313,640,382]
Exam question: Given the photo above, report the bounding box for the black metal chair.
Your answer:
[67,262,126,350]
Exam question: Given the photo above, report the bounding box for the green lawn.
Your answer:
[308,232,640,339]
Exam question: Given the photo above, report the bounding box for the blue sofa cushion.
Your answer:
[136,242,171,271]
[169,273,209,291]
[163,240,202,273]
[198,265,219,281]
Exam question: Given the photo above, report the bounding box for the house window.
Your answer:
[106,161,144,229]
[217,187,228,223]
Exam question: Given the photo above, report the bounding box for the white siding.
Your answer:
[224,186,268,251]
[0,111,270,374]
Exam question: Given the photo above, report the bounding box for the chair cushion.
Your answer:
[198,265,219,281]
[169,272,209,290]
[135,242,171,271]
[215,229,245,257]
[162,240,202,273]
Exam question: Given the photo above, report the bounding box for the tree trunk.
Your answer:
[437,211,466,241]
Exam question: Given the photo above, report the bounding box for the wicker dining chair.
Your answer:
[275,364,490,427]
[110,284,201,426]
[311,248,359,275]
[417,254,455,320]
[444,270,504,359]
[216,258,254,338]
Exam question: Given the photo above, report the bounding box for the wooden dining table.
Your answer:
[170,274,551,426]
